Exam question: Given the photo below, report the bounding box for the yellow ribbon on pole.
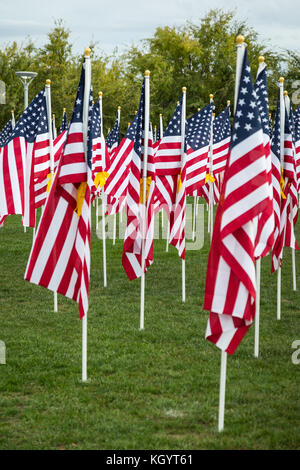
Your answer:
[177,172,183,193]
[205,173,215,184]
[46,173,52,192]
[74,182,87,217]
[139,176,152,204]
[94,171,109,189]
[280,167,286,199]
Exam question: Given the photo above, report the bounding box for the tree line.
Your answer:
[0,10,299,137]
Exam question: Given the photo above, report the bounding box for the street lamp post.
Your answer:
[15,71,38,109]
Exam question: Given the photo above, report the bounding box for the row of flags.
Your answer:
[0,43,300,358]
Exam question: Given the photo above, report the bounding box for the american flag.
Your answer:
[0,118,14,147]
[212,106,231,175]
[271,94,284,271]
[200,106,231,204]
[59,109,69,134]
[104,106,140,215]
[283,102,298,251]
[253,60,274,258]
[294,106,300,192]
[90,100,110,197]
[185,104,213,195]
[25,60,93,318]
[0,89,50,227]
[155,99,183,176]
[122,79,156,280]
[106,109,120,153]
[204,48,270,354]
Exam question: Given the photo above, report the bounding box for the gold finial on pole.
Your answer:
[84,47,91,57]
[45,79,51,86]
[279,77,284,83]
[98,91,102,97]
[63,108,66,112]
[135,110,137,115]
[118,106,121,110]
[209,93,214,100]
[227,100,230,106]
[236,35,245,45]
[144,70,150,77]
[52,113,55,118]
[258,56,265,63]
[159,113,162,117]
[197,108,201,112]
[182,87,187,92]
[92,100,94,105]
[284,90,288,96]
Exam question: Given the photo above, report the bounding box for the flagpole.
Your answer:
[277,76,285,320]
[159,114,164,231]
[208,94,214,242]
[181,87,187,303]
[254,257,261,357]
[254,56,266,358]
[140,71,151,330]
[45,79,58,312]
[82,47,92,382]
[98,91,107,287]
[218,34,246,433]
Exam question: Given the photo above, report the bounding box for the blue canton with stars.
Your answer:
[164,97,183,138]
[0,119,13,147]
[70,62,93,169]
[8,89,48,144]
[59,111,68,134]
[232,48,262,148]
[213,107,231,145]
[271,90,281,162]
[186,103,213,151]
[124,79,145,156]
[106,109,120,149]
[254,64,270,137]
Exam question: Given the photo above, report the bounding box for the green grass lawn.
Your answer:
[0,201,299,450]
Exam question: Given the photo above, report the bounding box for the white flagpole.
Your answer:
[208,94,214,242]
[82,47,92,382]
[254,57,266,358]
[277,77,285,320]
[140,70,151,330]
[99,91,107,287]
[181,87,187,303]
[254,258,261,357]
[45,79,58,312]
[218,34,246,433]
[284,91,297,291]
[192,195,197,241]
[52,114,57,139]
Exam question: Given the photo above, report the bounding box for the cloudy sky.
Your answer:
[0,0,299,55]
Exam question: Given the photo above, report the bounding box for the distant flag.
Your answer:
[0,88,50,227]
[51,114,57,139]
[0,118,14,147]
[294,106,300,191]
[122,79,156,280]
[106,107,120,153]
[58,108,68,134]
[204,46,270,355]
[91,99,110,196]
[254,56,274,259]
[185,104,213,195]
[25,53,93,319]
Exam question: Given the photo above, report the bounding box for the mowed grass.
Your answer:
[0,200,300,450]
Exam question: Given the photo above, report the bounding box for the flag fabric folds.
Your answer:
[0,89,50,226]
[204,48,270,355]
[25,61,93,319]
[185,104,213,195]
[59,109,69,134]
[122,80,156,280]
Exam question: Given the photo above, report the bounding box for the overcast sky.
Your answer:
[0,0,299,56]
